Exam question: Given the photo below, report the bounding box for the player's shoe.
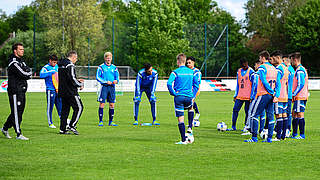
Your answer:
[109,121,118,126]
[290,133,298,138]
[49,124,56,128]
[175,141,188,145]
[194,113,200,121]
[1,128,12,139]
[262,138,272,143]
[241,132,252,135]
[293,135,305,139]
[67,127,79,135]
[187,127,193,134]
[98,121,103,127]
[193,120,200,127]
[271,138,281,142]
[226,126,236,131]
[16,135,29,140]
[59,130,71,135]
[285,129,291,138]
[133,120,138,125]
[152,121,160,125]
[244,137,258,143]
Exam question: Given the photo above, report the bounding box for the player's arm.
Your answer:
[274,68,282,98]
[39,66,55,79]
[250,74,258,100]
[150,72,158,102]
[167,72,177,96]
[113,67,119,84]
[195,71,201,97]
[68,64,83,87]
[292,70,306,97]
[234,71,239,100]
[8,60,32,80]
[134,73,142,100]
[287,70,294,99]
[258,66,274,95]
[192,73,200,98]
[96,66,107,84]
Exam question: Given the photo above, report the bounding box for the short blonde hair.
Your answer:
[104,52,112,58]
[176,53,186,64]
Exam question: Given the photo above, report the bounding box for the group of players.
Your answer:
[229,50,308,143]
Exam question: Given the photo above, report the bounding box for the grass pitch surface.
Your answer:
[0,91,320,179]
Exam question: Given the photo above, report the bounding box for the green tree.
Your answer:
[0,10,10,45]
[285,0,320,75]
[7,6,34,33]
[36,0,105,65]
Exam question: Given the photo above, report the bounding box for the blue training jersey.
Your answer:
[250,71,259,100]
[192,67,202,84]
[135,68,158,96]
[40,63,58,91]
[96,63,120,86]
[234,67,255,98]
[287,65,295,100]
[257,62,280,97]
[292,64,307,97]
[167,66,199,98]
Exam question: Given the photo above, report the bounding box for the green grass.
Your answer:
[0,91,320,179]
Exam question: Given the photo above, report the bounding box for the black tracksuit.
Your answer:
[3,54,32,137]
[58,58,84,131]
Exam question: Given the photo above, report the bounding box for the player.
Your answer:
[58,51,84,135]
[167,53,199,145]
[291,52,308,139]
[244,50,280,143]
[227,59,254,131]
[40,54,62,128]
[96,52,120,126]
[186,56,201,127]
[133,63,159,125]
[1,43,32,140]
[270,50,289,141]
[283,54,295,137]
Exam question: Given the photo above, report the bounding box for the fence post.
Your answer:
[33,14,36,75]
[112,18,115,64]
[88,35,90,79]
[136,19,138,70]
[226,24,229,77]
[204,22,207,77]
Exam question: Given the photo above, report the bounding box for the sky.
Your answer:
[0,0,247,21]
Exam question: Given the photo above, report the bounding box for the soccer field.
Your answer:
[0,91,320,179]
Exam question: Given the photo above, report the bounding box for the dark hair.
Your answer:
[186,56,196,62]
[270,50,282,58]
[259,50,270,60]
[12,42,23,53]
[255,59,261,64]
[282,54,288,58]
[144,63,152,71]
[67,51,77,58]
[240,58,248,65]
[49,54,58,61]
[291,52,301,61]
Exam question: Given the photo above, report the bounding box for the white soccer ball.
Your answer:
[185,133,194,143]
[260,129,268,139]
[193,120,200,127]
[217,122,227,131]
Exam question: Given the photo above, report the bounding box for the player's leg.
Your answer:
[295,100,306,139]
[228,99,243,131]
[265,95,275,142]
[55,95,62,118]
[244,96,264,142]
[193,101,200,121]
[60,97,71,134]
[244,100,250,127]
[14,93,28,140]
[187,108,194,133]
[47,90,56,128]
[146,89,158,125]
[97,86,107,126]
[68,95,83,135]
[174,96,187,144]
[133,89,142,125]
[281,103,288,140]
[292,101,299,138]
[107,86,117,126]
[286,99,292,137]
[2,93,15,138]
[259,109,266,135]
[274,102,283,141]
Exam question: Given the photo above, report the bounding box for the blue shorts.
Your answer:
[293,100,307,113]
[174,95,193,117]
[98,85,116,103]
[274,102,287,114]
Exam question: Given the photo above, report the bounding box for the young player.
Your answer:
[270,51,289,141]
[133,63,159,125]
[283,54,295,137]
[96,52,120,126]
[167,53,199,144]
[227,59,254,131]
[1,43,32,140]
[186,56,201,128]
[291,52,308,139]
[58,51,84,135]
[244,50,280,143]
[40,55,62,128]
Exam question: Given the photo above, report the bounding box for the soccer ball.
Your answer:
[185,133,194,143]
[260,129,268,139]
[217,122,227,131]
[193,120,200,127]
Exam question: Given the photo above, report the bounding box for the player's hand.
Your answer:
[79,79,84,83]
[273,97,279,103]
[107,81,112,85]
[133,96,141,102]
[233,97,236,102]
[80,86,84,90]
[113,80,118,84]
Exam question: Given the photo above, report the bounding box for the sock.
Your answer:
[259,117,265,133]
[98,107,103,122]
[264,118,269,129]
[298,118,305,136]
[232,110,239,128]
[150,101,156,121]
[188,110,194,129]
[134,102,140,121]
[252,118,259,138]
[193,102,199,114]
[178,123,186,142]
[267,121,275,139]
[292,118,298,136]
[109,108,114,124]
[282,117,288,139]
[276,118,283,139]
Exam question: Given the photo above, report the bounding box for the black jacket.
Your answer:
[58,58,83,97]
[7,54,32,94]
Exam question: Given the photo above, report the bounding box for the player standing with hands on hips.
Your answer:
[58,51,84,135]
[167,53,199,145]
[96,52,119,126]
[1,43,32,140]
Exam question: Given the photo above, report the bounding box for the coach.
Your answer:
[1,43,32,140]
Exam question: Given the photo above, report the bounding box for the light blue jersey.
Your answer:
[40,63,58,91]
[135,68,158,97]
[250,72,259,100]
[275,63,285,98]
[192,67,202,85]
[287,65,295,100]
[167,66,199,98]
[96,63,120,86]
[234,67,255,98]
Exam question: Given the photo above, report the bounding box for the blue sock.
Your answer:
[178,123,186,142]
[193,102,199,114]
[298,118,305,136]
[292,118,298,136]
[134,102,140,121]
[232,110,239,127]
[252,118,259,138]
[267,121,275,139]
[99,107,103,122]
[276,118,283,139]
[188,110,194,129]
[109,108,114,124]
[282,117,288,139]
[150,101,156,121]
[259,118,265,133]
